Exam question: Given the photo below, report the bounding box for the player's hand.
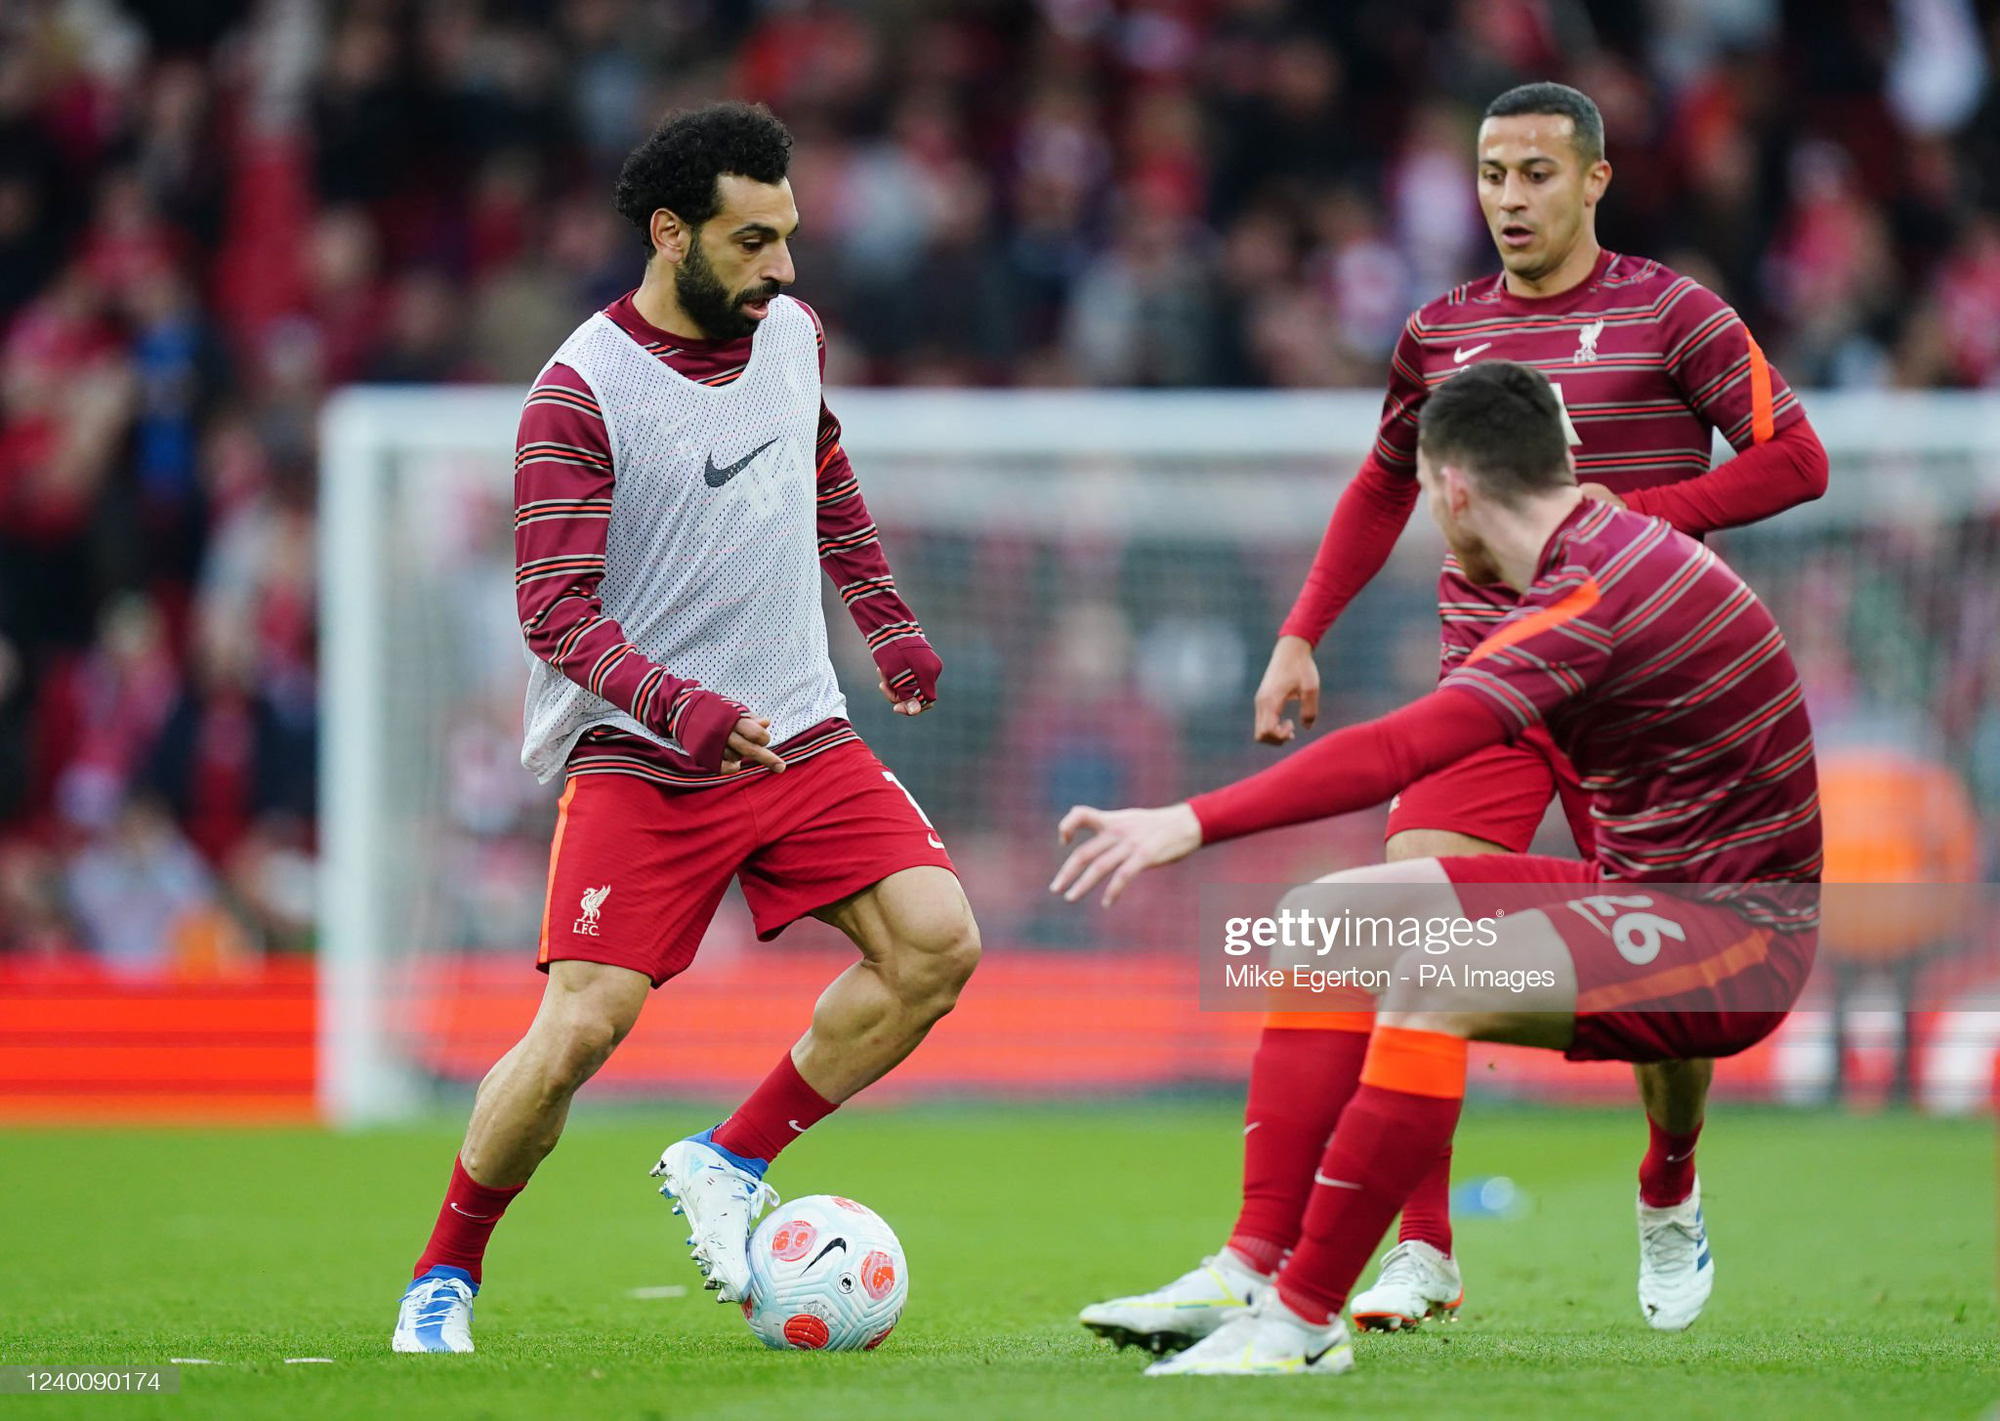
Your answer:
[721,716,785,773]
[1050,803,1203,907]
[872,635,942,717]
[1252,635,1320,745]
[878,674,927,717]
[1578,482,1627,510]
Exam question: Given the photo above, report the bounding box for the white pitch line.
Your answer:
[169,1359,218,1365]
[627,1285,688,1299]
[284,1358,336,1365]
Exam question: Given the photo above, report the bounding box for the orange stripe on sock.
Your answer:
[1264,1010,1375,1033]
[1359,1026,1467,1099]
[1463,577,1601,669]
[1745,331,1775,444]
[537,778,580,966]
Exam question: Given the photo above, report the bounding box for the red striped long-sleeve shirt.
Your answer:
[514,293,931,786]
[1279,252,1829,647]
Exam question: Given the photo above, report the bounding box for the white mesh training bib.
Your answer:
[520,296,845,781]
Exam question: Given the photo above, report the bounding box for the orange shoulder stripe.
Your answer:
[1463,576,1602,669]
[1745,331,1776,444]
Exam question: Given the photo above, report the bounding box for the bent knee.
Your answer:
[924,913,982,993]
[533,1009,626,1090]
[894,909,982,1010]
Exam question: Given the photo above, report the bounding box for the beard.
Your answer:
[674,239,781,341]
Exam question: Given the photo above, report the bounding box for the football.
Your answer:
[742,1194,908,1351]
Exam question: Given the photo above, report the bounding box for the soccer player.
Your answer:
[392,103,981,1354]
[1053,359,1820,1376]
[1081,80,1828,1348]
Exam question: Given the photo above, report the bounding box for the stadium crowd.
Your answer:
[3,0,2000,964]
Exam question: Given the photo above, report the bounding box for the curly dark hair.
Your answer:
[612,102,794,255]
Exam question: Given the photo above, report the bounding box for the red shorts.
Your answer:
[537,739,956,986]
[1439,855,1816,1063]
[1387,719,1595,856]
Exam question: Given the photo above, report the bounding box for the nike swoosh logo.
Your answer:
[1313,1173,1361,1189]
[927,834,945,850]
[787,1119,806,1133]
[1304,1343,1341,1366]
[448,1202,495,1220]
[1452,343,1493,363]
[1664,1149,1695,1163]
[703,437,779,488]
[805,1237,849,1271]
[1243,1121,1262,1136]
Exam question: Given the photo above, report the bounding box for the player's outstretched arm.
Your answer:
[1053,689,1510,906]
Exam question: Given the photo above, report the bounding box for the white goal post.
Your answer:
[319,387,2000,1125]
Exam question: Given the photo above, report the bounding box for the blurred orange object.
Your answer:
[1819,748,1980,962]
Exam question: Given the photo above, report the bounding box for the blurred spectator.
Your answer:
[1926,210,2000,386]
[1064,178,1218,385]
[0,268,136,655]
[1389,102,1486,309]
[42,593,180,834]
[0,840,79,957]
[142,606,314,870]
[65,793,246,975]
[364,269,469,383]
[1764,142,1902,384]
[0,634,30,825]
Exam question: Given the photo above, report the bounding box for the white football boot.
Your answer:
[650,1136,779,1304]
[1348,1239,1463,1332]
[1143,1291,1353,1377]
[391,1266,477,1353]
[1080,1251,1267,1354]
[1637,1176,1713,1331]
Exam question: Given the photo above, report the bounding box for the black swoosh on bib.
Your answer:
[703,437,779,488]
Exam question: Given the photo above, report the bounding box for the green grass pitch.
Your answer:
[1,1104,1993,1420]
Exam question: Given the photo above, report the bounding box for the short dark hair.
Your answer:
[613,102,793,255]
[1418,361,1574,502]
[1483,81,1605,166]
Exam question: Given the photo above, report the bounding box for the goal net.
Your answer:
[320,388,2000,1124]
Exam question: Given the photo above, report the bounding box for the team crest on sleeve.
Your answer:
[574,884,611,935]
[1574,318,1605,364]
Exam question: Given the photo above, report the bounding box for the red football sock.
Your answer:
[1275,1026,1467,1324]
[710,1051,838,1166]
[1225,1015,1373,1269]
[414,1156,525,1284]
[1638,1114,1703,1207]
[1396,1144,1454,1254]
